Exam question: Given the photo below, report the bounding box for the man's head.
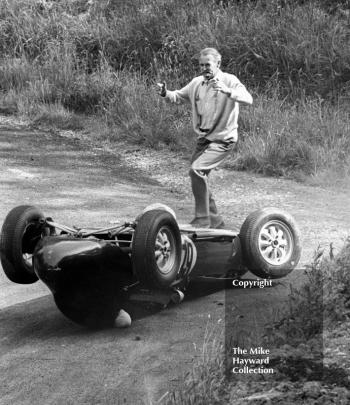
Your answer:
[199,48,222,80]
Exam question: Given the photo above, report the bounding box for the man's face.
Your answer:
[199,54,220,80]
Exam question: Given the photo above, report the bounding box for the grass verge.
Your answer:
[162,239,350,404]
[0,0,349,183]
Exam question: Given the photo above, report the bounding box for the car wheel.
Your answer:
[0,205,48,284]
[239,207,301,279]
[132,209,182,289]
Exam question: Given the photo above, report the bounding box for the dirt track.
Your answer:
[0,117,349,404]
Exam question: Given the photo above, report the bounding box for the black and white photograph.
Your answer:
[0,0,349,404]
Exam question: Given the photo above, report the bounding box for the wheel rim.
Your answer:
[258,220,293,266]
[154,226,176,275]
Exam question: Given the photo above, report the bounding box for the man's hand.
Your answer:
[156,82,167,97]
[212,80,231,96]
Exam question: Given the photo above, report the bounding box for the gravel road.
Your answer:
[0,117,349,404]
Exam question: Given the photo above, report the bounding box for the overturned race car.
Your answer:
[0,204,301,328]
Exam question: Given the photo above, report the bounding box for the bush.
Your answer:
[264,239,350,348]
[164,238,350,403]
[32,103,84,130]
[234,94,350,177]
[323,239,350,322]
[163,320,228,405]
[0,0,349,180]
[102,71,194,149]
[1,0,349,98]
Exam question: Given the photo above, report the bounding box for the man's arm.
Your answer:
[156,81,193,104]
[212,79,253,105]
[228,82,253,105]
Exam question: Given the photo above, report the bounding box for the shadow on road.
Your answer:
[0,278,231,342]
[0,276,286,344]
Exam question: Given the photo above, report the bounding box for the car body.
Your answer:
[0,204,301,327]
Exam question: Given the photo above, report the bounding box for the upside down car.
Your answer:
[0,204,301,328]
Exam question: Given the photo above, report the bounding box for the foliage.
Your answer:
[0,0,349,179]
[162,320,229,405]
[1,0,349,97]
[236,93,350,178]
[323,239,350,322]
[164,239,350,403]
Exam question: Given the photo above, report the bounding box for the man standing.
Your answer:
[157,48,253,228]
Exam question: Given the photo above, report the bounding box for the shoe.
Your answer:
[189,217,211,228]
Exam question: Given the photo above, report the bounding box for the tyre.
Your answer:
[240,207,301,279]
[0,205,48,284]
[132,209,182,289]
